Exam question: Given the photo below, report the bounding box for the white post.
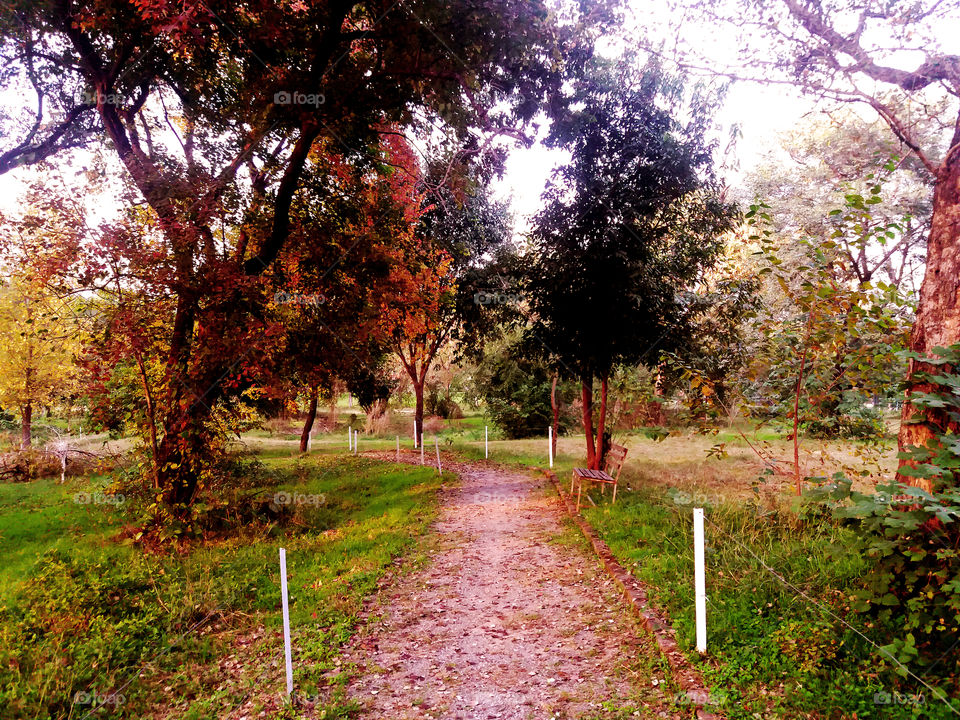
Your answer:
[348,428,352,452]
[485,426,488,459]
[694,508,707,654]
[279,548,294,696]
[354,431,358,456]
[396,435,400,461]
[435,436,441,474]
[548,426,553,468]
[413,419,418,448]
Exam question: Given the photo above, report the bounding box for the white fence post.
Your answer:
[694,508,707,654]
[279,548,294,696]
[548,426,553,468]
[485,426,488,459]
[435,436,442,474]
[413,419,418,448]
[348,428,352,452]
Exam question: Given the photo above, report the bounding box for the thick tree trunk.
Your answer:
[595,375,608,471]
[550,372,559,457]
[20,402,32,449]
[299,384,319,453]
[581,378,596,469]
[897,145,960,492]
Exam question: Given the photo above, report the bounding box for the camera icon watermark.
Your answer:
[74,492,126,506]
[272,492,327,507]
[273,91,325,107]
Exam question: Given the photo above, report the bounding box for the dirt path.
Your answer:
[331,456,679,720]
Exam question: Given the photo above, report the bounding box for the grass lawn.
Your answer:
[0,451,448,720]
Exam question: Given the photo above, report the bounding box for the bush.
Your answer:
[804,406,885,440]
[806,346,960,673]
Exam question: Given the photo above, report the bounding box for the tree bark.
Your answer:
[595,375,609,471]
[414,378,425,448]
[550,372,559,457]
[20,402,32,449]
[897,138,960,492]
[299,384,319,453]
[581,378,596,469]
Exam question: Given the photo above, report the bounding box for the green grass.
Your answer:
[0,453,448,720]
[581,491,959,719]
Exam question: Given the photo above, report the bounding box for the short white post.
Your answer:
[279,548,294,696]
[413,420,418,448]
[396,435,400,461]
[693,508,707,654]
[354,431,358,456]
[548,426,553,468]
[435,436,442,474]
[348,428,352,452]
[485,426,488,459]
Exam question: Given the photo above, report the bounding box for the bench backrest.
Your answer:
[603,443,628,481]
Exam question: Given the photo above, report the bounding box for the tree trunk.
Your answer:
[897,143,960,492]
[414,378,425,448]
[581,378,596,469]
[595,375,609,471]
[20,402,32,449]
[550,372,559,457]
[299,384,319,453]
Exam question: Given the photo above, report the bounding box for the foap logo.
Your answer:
[73,690,126,707]
[273,491,327,507]
[74,491,126,506]
[274,291,326,307]
[873,691,926,706]
[473,276,524,307]
[273,90,325,107]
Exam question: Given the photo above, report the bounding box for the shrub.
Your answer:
[804,406,885,440]
[807,346,960,673]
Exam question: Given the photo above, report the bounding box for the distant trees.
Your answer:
[527,59,736,468]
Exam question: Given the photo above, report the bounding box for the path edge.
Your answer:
[535,466,725,720]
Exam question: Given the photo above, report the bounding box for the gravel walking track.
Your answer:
[332,456,684,720]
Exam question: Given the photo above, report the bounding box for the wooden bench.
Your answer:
[571,443,627,511]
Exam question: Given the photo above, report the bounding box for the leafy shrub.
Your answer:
[475,339,576,439]
[804,406,885,439]
[807,346,960,671]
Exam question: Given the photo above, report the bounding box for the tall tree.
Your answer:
[527,59,736,469]
[0,0,619,516]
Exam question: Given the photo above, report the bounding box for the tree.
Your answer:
[0,0,618,517]
[660,0,959,488]
[0,186,84,448]
[527,58,736,468]
[745,108,934,296]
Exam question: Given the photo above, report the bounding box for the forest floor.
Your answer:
[322,454,686,720]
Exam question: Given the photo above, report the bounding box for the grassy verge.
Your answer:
[0,453,447,720]
[582,491,959,719]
